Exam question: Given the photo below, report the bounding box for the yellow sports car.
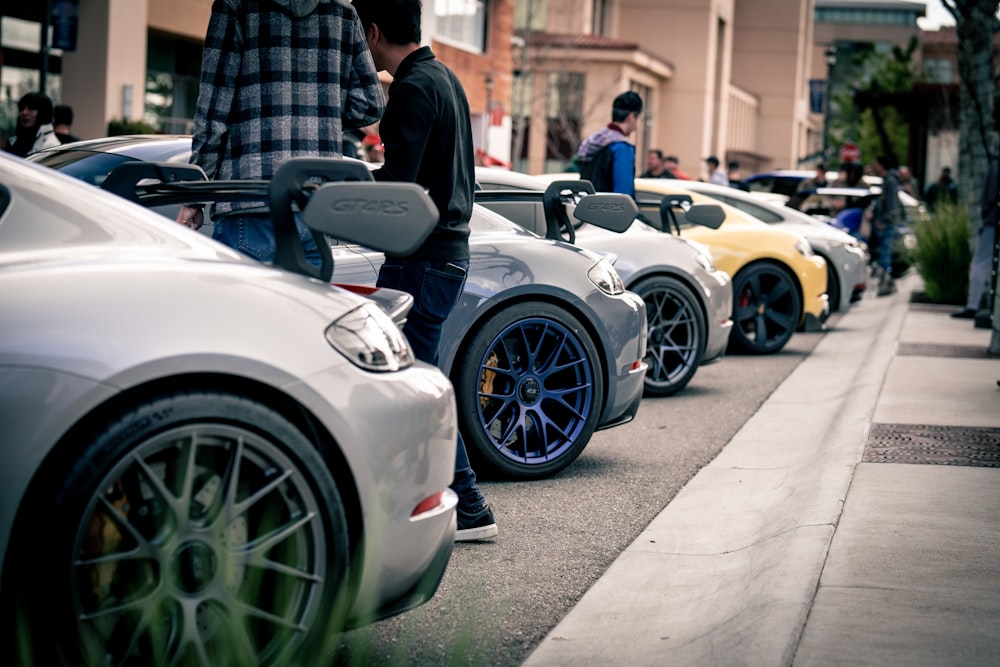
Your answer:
[634,178,828,354]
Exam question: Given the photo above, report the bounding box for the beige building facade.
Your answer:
[1,0,517,158]
[512,0,816,180]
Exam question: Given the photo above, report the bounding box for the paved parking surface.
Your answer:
[329,314,836,666]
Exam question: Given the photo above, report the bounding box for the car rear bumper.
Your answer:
[597,359,646,430]
[346,490,458,628]
[801,256,830,330]
[593,290,647,429]
[703,268,734,363]
[297,362,459,628]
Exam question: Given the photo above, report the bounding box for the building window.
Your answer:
[592,0,609,35]
[1,15,63,139]
[144,31,202,133]
[923,58,953,84]
[511,70,533,171]
[435,0,488,52]
[815,8,920,26]
[545,71,585,171]
[514,0,547,30]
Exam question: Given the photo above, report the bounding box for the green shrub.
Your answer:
[107,118,158,136]
[912,200,971,304]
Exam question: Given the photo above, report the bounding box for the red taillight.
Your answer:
[411,491,444,517]
[630,359,644,371]
[335,283,378,296]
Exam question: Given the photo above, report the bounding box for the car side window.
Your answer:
[717,195,782,223]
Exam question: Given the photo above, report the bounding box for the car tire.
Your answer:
[6,391,349,667]
[728,261,802,354]
[823,255,842,313]
[632,275,706,396]
[455,302,603,481]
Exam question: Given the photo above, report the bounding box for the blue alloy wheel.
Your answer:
[456,302,603,480]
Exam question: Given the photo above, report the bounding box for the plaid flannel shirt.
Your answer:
[191,0,384,212]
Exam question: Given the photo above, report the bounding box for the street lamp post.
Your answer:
[822,46,837,163]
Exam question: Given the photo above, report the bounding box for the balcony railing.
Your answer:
[727,85,759,155]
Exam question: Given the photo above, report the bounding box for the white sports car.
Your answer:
[0,154,458,666]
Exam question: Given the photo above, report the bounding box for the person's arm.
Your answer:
[373,80,434,183]
[189,5,241,181]
[342,10,385,130]
[609,143,635,197]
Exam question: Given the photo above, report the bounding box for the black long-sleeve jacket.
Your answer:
[373,47,473,260]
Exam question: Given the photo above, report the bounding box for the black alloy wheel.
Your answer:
[728,262,802,354]
[633,275,706,396]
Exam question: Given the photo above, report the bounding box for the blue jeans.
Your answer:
[213,210,321,268]
[874,223,895,275]
[376,257,485,511]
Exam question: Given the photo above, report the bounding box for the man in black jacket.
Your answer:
[353,0,497,542]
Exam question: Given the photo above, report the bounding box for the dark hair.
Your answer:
[54,103,73,126]
[875,154,897,170]
[352,0,422,45]
[843,161,864,185]
[611,91,643,123]
[17,92,54,125]
[665,155,679,163]
[706,155,720,167]
[648,149,664,160]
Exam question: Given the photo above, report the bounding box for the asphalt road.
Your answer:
[328,313,841,666]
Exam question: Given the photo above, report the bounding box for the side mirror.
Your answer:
[302,181,439,257]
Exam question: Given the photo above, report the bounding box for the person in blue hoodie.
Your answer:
[575,91,644,198]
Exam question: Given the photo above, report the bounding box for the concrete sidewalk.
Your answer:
[522,273,1000,666]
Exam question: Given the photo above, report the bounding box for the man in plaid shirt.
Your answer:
[177,0,384,265]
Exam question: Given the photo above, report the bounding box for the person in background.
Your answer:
[924,166,959,212]
[362,132,384,163]
[176,0,385,267]
[867,155,904,296]
[2,91,60,157]
[352,0,497,541]
[952,157,998,320]
[833,161,865,188]
[798,161,829,192]
[705,155,729,186]
[53,104,82,144]
[575,91,644,197]
[727,160,749,191]
[664,155,692,180]
[640,149,676,178]
[898,164,920,199]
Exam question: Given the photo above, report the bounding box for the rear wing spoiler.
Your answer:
[101,158,438,282]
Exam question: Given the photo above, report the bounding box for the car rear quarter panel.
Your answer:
[437,234,647,427]
[0,261,459,612]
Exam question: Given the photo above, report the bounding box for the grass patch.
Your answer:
[912,200,972,304]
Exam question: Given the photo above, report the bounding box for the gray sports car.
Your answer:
[0,154,458,665]
[29,136,648,482]
[473,167,733,397]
